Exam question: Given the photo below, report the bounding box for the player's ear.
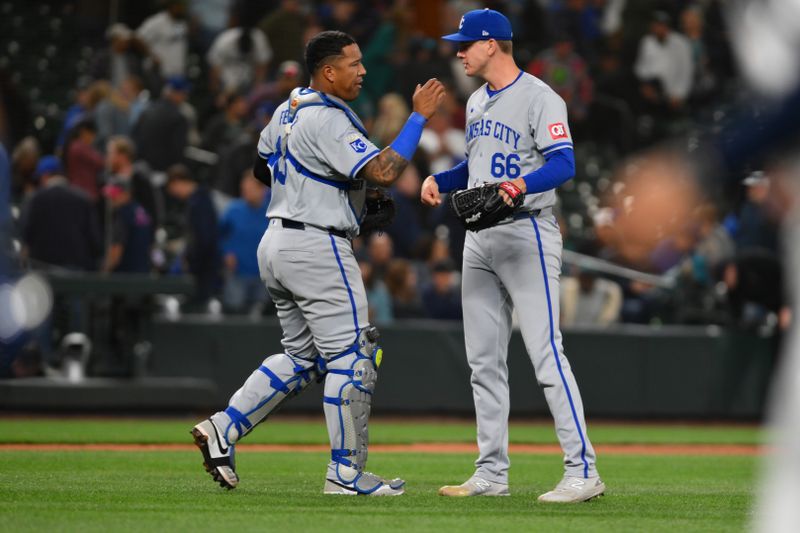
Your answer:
[322,63,336,84]
[486,39,497,56]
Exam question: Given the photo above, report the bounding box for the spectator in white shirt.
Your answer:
[561,271,623,328]
[207,5,272,96]
[137,0,189,80]
[634,10,694,112]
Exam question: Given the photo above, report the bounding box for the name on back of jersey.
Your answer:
[466,118,521,150]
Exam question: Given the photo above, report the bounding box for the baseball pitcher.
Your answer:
[421,9,604,502]
[191,30,445,495]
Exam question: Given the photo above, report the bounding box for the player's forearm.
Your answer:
[521,149,575,193]
[359,147,409,187]
[102,245,123,273]
[359,112,428,186]
[433,159,469,192]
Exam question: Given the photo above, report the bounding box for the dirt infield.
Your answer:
[0,442,764,456]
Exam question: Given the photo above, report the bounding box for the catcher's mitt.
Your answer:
[360,186,396,233]
[449,181,524,232]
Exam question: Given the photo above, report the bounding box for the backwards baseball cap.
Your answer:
[165,75,191,92]
[442,8,513,42]
[743,170,769,186]
[34,155,62,178]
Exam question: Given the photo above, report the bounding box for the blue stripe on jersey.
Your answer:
[349,149,380,178]
[541,141,573,155]
[329,234,360,335]
[486,70,524,97]
[530,217,589,479]
[284,146,352,190]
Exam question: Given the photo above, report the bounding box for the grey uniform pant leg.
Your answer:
[462,234,515,484]
[213,222,372,447]
[259,220,368,358]
[259,221,381,472]
[462,216,597,483]
[494,216,597,479]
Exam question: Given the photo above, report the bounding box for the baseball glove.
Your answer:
[449,181,525,232]
[360,186,396,233]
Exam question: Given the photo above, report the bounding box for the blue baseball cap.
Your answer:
[34,155,62,178]
[442,8,513,42]
[165,75,191,92]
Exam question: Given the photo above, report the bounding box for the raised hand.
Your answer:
[412,78,446,119]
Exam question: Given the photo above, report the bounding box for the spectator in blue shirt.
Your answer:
[101,176,153,273]
[219,170,270,314]
[421,258,463,321]
[166,164,220,310]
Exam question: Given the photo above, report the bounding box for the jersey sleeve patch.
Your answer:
[548,123,568,140]
[347,133,368,153]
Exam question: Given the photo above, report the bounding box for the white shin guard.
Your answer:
[212,353,319,446]
[323,330,380,484]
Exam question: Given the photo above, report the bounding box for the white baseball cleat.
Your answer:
[324,465,405,496]
[537,476,605,503]
[191,418,239,489]
[439,475,510,497]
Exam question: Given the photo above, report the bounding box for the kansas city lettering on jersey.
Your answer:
[466,119,521,149]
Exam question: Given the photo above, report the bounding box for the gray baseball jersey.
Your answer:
[465,71,572,210]
[257,88,380,238]
[460,72,597,482]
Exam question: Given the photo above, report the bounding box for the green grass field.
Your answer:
[0,418,761,532]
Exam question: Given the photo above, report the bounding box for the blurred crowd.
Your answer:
[0,0,785,336]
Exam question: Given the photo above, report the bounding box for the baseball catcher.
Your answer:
[449,181,524,231]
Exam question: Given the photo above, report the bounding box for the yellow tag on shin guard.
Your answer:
[375,348,383,368]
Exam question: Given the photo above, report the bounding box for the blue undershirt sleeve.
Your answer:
[521,148,575,194]
[432,159,469,193]
[389,112,427,160]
